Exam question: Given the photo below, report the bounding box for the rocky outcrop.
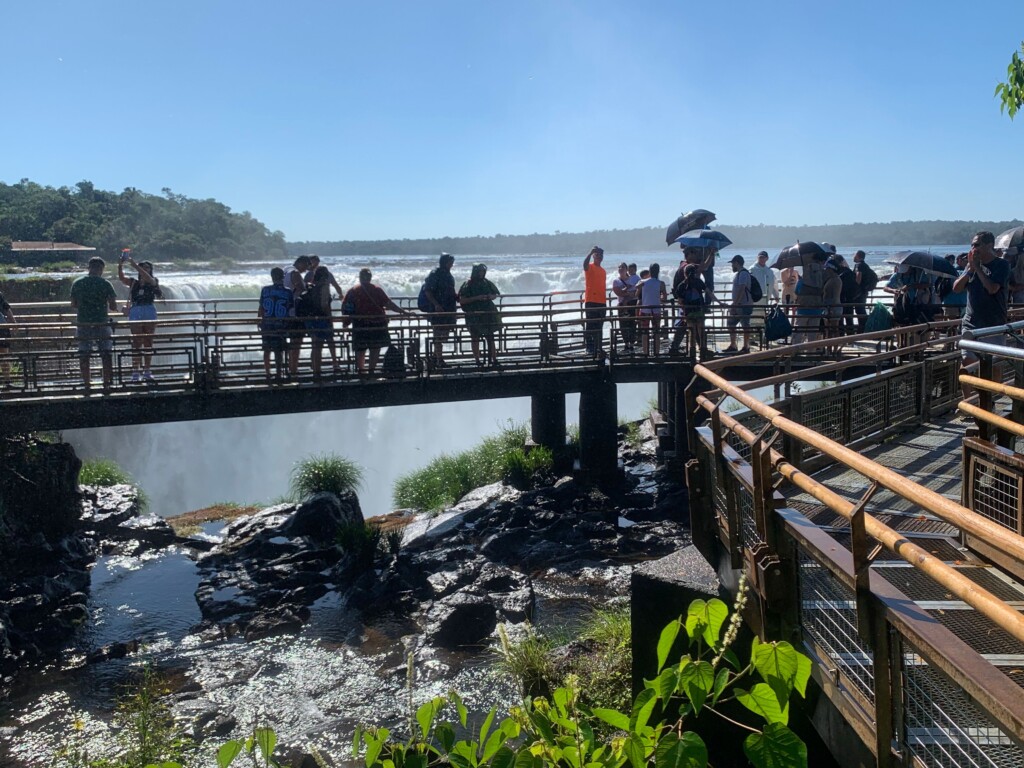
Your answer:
[194,492,363,638]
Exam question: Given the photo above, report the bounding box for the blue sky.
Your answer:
[4,1,1022,241]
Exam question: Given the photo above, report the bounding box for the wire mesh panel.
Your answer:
[966,451,1024,534]
[902,647,1024,768]
[888,370,923,426]
[798,551,876,703]
[735,477,763,550]
[799,390,848,462]
[926,356,961,415]
[850,379,887,439]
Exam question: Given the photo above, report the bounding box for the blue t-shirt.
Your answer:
[424,267,457,312]
[963,257,1010,329]
[260,283,294,330]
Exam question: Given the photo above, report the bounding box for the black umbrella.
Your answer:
[884,251,958,279]
[665,209,716,245]
[995,225,1024,257]
[769,241,831,270]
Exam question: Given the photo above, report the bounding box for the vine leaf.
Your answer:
[744,723,808,768]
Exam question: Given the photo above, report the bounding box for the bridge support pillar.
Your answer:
[530,391,566,455]
[578,379,619,481]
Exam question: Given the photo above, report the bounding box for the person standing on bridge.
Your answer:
[118,252,162,383]
[583,246,607,357]
[458,263,502,369]
[70,257,119,391]
[342,268,407,376]
[420,252,458,370]
[0,288,16,387]
[284,255,312,378]
[954,231,1010,399]
[723,255,753,354]
[304,254,345,372]
[258,267,293,382]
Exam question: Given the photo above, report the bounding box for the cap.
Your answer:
[730,254,744,264]
[757,250,768,258]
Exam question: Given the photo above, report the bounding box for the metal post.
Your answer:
[578,378,619,482]
[531,390,566,456]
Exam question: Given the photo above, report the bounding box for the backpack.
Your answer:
[864,301,893,332]
[381,345,406,379]
[893,291,916,325]
[743,269,763,302]
[417,283,431,312]
[936,276,954,301]
[860,264,879,294]
[295,289,317,318]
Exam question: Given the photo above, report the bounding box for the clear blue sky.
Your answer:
[4,1,1022,241]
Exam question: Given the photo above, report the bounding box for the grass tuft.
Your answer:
[289,454,363,500]
[392,421,557,511]
[79,458,132,486]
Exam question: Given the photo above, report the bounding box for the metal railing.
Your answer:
[687,325,1024,765]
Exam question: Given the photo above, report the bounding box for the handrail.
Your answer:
[957,401,1024,437]
[693,364,1024,570]
[695,396,1024,645]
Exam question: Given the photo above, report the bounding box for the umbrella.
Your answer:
[665,209,716,245]
[769,241,831,270]
[884,251,958,279]
[995,225,1024,257]
[672,228,731,250]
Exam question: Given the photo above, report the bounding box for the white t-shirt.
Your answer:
[749,264,778,303]
[639,278,665,314]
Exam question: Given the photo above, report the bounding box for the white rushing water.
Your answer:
[60,246,963,519]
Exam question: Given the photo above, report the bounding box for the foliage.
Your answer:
[78,458,133,486]
[995,42,1024,119]
[289,454,363,500]
[337,521,385,571]
[393,421,556,511]
[620,420,644,450]
[495,624,558,698]
[573,606,633,713]
[354,580,810,768]
[0,179,287,263]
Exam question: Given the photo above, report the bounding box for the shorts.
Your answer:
[727,306,753,329]
[825,305,843,319]
[427,312,457,336]
[77,324,113,355]
[305,317,332,342]
[795,306,823,318]
[0,327,9,350]
[128,304,157,322]
[261,326,289,353]
[352,323,390,352]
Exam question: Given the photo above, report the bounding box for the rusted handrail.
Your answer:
[696,396,1024,644]
[694,364,1024,570]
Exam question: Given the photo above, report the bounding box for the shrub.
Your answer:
[393,422,557,511]
[289,454,363,500]
[495,623,558,698]
[79,458,132,486]
[337,521,384,571]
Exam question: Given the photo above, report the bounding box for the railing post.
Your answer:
[783,393,803,471]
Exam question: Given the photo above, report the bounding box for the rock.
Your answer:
[423,593,498,649]
[283,492,363,542]
[194,711,237,738]
[86,640,140,664]
[243,608,308,641]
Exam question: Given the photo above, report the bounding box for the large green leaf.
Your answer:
[254,728,277,763]
[743,723,808,768]
[624,734,648,768]
[711,667,731,705]
[657,619,683,670]
[514,748,541,768]
[655,732,708,768]
[649,667,679,701]
[752,641,812,705]
[435,722,455,753]
[450,690,469,728]
[630,688,658,732]
[491,746,517,768]
[685,599,729,648]
[736,684,788,725]
[217,740,244,768]
[678,661,715,715]
[593,708,630,732]
[478,707,497,753]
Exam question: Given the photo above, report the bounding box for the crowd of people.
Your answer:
[0,233,1017,391]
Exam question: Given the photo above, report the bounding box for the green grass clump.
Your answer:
[393,421,556,511]
[574,606,633,712]
[79,458,132,486]
[496,623,558,698]
[289,454,363,500]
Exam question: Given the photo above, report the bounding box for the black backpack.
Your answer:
[743,270,763,302]
[860,265,879,294]
[382,345,406,379]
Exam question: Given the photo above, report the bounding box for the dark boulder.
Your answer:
[283,491,363,543]
[423,592,498,649]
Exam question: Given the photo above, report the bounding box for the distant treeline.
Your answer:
[0,180,287,264]
[290,219,1024,256]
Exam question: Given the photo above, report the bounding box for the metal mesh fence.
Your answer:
[850,380,887,439]
[926,356,961,414]
[903,648,1024,768]
[969,456,1023,534]
[798,551,876,703]
[889,370,922,425]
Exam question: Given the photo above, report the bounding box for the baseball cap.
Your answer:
[730,254,744,264]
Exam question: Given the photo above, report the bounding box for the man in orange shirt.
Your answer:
[583,246,607,356]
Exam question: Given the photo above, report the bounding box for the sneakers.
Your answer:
[130,372,141,383]
[739,347,750,354]
[143,371,155,383]
[723,345,738,353]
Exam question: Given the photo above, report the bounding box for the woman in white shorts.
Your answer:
[118,253,163,383]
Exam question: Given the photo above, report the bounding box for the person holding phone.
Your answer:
[118,249,163,383]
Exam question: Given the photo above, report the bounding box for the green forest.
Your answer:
[0,179,287,264]
[292,218,1024,257]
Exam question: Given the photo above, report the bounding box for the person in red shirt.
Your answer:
[341,268,407,375]
[583,246,607,357]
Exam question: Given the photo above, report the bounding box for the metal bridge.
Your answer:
[685,318,1024,767]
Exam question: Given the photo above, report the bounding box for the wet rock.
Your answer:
[243,608,309,641]
[283,491,363,541]
[86,639,140,664]
[424,592,498,649]
[194,710,237,738]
